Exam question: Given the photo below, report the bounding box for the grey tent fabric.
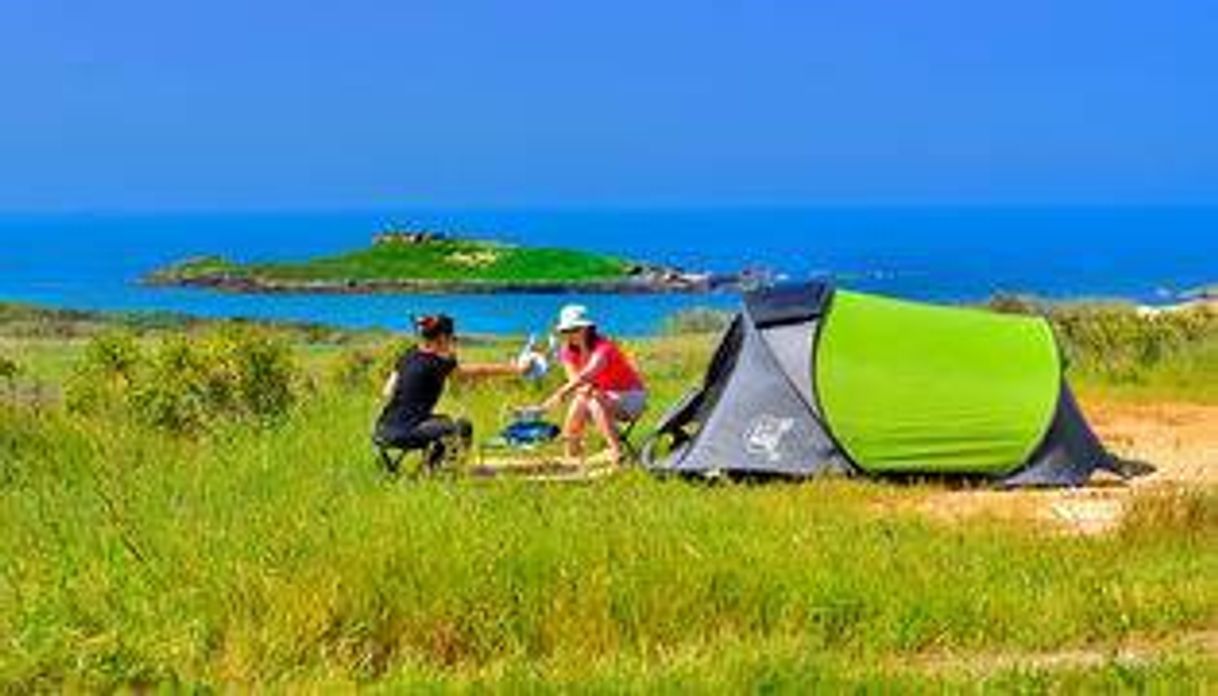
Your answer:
[656,312,850,477]
[759,322,819,413]
[744,281,833,328]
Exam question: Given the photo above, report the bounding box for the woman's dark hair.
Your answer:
[569,325,601,353]
[416,314,455,340]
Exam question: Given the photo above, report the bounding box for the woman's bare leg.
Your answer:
[564,390,591,458]
[586,390,624,464]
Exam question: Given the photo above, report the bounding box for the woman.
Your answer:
[374,314,525,471]
[541,304,647,464]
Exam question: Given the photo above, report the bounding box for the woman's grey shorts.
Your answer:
[608,389,647,420]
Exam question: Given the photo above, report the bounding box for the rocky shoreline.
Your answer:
[143,272,744,295]
[143,256,754,295]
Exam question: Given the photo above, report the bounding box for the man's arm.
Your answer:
[455,361,528,378]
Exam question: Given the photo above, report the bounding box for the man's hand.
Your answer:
[515,350,548,379]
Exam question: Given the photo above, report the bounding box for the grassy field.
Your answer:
[149,238,632,285]
[1,302,1216,690]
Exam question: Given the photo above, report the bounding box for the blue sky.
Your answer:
[1,1,1215,210]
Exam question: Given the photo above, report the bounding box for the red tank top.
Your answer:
[560,338,644,392]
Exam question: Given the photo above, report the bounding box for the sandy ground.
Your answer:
[1087,400,1218,487]
[912,399,1218,535]
[910,628,1218,676]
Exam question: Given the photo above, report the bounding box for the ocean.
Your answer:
[2,206,1215,335]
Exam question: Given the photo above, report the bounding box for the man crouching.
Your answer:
[374,314,526,472]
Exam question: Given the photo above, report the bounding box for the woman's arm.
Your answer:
[542,350,607,408]
[571,349,607,387]
[381,371,398,400]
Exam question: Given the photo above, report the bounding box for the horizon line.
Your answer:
[3,200,1218,216]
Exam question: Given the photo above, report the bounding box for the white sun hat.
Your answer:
[556,304,595,332]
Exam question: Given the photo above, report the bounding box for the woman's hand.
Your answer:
[541,381,577,411]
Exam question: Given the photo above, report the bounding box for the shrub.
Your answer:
[66,325,300,434]
[329,347,382,392]
[1050,304,1218,380]
[0,355,19,397]
[0,354,19,381]
[376,337,416,380]
[65,329,144,415]
[662,307,733,335]
[131,335,215,434]
[985,293,1044,315]
[207,325,298,420]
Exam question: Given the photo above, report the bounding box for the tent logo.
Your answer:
[744,415,795,462]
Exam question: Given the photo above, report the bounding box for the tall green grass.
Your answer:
[2,309,1217,689]
[2,386,1216,689]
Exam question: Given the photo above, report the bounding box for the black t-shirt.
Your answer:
[379,347,458,429]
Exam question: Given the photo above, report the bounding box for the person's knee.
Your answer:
[586,397,608,419]
[455,418,473,441]
[374,426,409,449]
[564,405,588,434]
[567,392,590,416]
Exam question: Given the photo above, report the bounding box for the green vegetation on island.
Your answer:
[146,232,721,293]
[1,299,1216,689]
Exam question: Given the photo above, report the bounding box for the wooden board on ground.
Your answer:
[470,450,621,483]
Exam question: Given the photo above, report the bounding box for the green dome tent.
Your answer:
[644,283,1128,486]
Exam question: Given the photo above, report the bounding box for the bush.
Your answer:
[328,347,382,392]
[985,293,1044,315]
[662,307,733,335]
[376,337,416,381]
[326,336,419,396]
[0,355,20,398]
[1049,304,1218,380]
[65,330,144,415]
[209,325,297,420]
[0,354,19,381]
[131,335,216,434]
[66,325,300,434]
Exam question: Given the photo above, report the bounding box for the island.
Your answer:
[145,229,747,295]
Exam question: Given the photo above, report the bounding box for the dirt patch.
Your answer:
[903,399,1217,535]
[911,628,1217,677]
[1086,400,1218,487]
